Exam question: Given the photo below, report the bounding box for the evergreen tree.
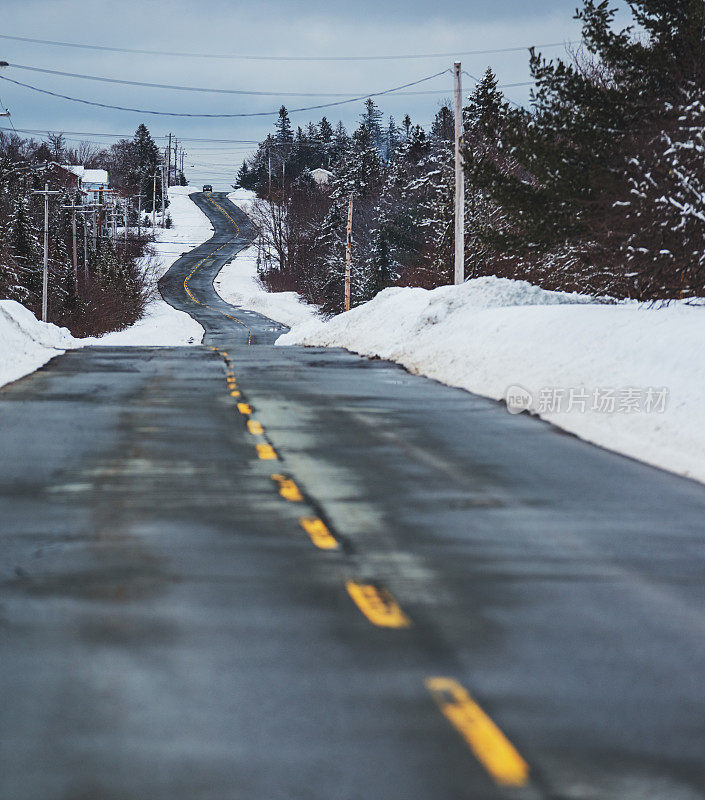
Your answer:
[275,106,294,144]
[361,99,384,150]
[131,124,163,211]
[363,228,398,300]
[7,195,43,301]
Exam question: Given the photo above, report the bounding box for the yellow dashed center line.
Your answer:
[425,677,529,787]
[346,581,412,628]
[299,517,339,550]
[256,443,278,460]
[237,402,252,416]
[247,420,264,435]
[183,195,253,345]
[271,474,304,502]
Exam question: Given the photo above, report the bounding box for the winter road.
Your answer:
[1,192,705,799]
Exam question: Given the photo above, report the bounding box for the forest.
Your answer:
[0,123,174,335]
[237,0,705,313]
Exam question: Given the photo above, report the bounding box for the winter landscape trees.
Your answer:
[0,124,169,335]
[239,0,705,312]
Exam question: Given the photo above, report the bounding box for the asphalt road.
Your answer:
[1,192,705,800]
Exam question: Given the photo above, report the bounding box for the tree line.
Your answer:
[238,0,705,312]
[0,123,180,336]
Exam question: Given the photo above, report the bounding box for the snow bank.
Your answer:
[0,300,82,389]
[227,189,256,214]
[214,244,319,328]
[91,186,207,346]
[278,276,705,484]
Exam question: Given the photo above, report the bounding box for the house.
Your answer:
[64,165,109,193]
[311,167,333,186]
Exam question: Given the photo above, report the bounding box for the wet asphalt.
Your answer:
[1,192,705,800]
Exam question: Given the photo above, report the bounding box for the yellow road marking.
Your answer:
[345,581,411,628]
[299,517,339,550]
[181,198,253,344]
[230,390,241,397]
[425,677,529,787]
[256,443,278,460]
[237,402,252,415]
[271,474,303,502]
[247,420,264,435]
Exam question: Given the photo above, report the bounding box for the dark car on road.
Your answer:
[203,184,213,192]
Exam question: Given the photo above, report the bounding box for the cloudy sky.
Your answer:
[0,0,631,188]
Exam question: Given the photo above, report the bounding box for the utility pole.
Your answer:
[344,195,354,312]
[152,171,158,228]
[161,161,167,227]
[135,193,145,239]
[453,61,465,286]
[31,183,62,322]
[167,133,172,188]
[124,198,129,247]
[70,205,97,289]
[61,197,83,292]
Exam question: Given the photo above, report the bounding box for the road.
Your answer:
[1,191,705,800]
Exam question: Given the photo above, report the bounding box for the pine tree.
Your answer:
[363,228,398,300]
[361,99,384,151]
[275,106,294,144]
[7,195,43,302]
[131,124,163,211]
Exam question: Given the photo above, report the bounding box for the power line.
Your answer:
[0,70,449,117]
[5,63,440,97]
[0,32,576,61]
[5,62,526,97]
[0,125,260,143]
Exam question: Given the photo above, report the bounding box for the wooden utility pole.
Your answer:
[31,183,61,322]
[167,134,172,187]
[135,193,145,239]
[161,162,167,227]
[453,61,464,285]
[344,195,354,312]
[152,171,158,228]
[124,198,129,247]
[98,185,104,240]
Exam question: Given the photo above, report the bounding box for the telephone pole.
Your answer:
[453,61,465,285]
[344,195,354,312]
[31,183,62,322]
[167,133,172,188]
[152,171,158,228]
[161,161,167,227]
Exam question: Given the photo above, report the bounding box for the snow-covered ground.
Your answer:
[0,300,82,389]
[214,243,319,328]
[227,188,256,215]
[278,277,705,485]
[90,186,209,346]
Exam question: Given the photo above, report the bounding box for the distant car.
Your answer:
[203,184,213,192]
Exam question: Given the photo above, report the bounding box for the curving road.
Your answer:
[1,192,705,799]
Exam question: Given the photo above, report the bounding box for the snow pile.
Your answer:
[0,300,82,389]
[227,188,256,214]
[215,244,319,328]
[278,277,705,484]
[91,186,208,346]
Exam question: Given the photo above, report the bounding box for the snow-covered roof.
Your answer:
[64,165,109,186]
[311,168,333,177]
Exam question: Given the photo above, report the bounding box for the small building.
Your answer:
[311,167,333,186]
[64,165,109,193]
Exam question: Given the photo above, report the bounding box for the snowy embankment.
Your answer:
[91,186,209,346]
[278,277,705,484]
[214,190,319,327]
[214,245,319,328]
[0,300,82,389]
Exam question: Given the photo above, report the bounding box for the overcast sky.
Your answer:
[0,0,631,188]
